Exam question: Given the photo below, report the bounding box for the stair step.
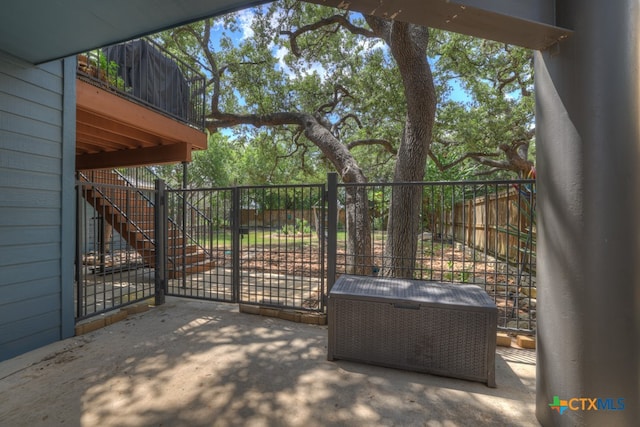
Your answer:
[138,229,182,238]
[167,244,198,254]
[168,259,216,278]
[168,250,207,264]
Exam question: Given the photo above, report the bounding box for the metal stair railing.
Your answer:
[78,171,156,247]
[115,167,213,258]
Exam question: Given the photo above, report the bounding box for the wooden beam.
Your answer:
[77,143,192,170]
[76,138,131,154]
[76,124,145,153]
[76,110,163,148]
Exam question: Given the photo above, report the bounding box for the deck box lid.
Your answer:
[329,274,497,311]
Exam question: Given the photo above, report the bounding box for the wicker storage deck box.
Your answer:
[328,275,497,387]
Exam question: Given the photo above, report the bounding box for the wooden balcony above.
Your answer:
[76,79,207,170]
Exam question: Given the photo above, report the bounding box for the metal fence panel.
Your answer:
[236,185,326,311]
[335,180,536,333]
[163,184,326,311]
[75,173,156,319]
[76,168,536,332]
[164,187,235,302]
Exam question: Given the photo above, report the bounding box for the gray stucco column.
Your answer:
[535,0,640,425]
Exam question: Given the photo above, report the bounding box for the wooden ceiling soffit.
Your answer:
[77,143,193,170]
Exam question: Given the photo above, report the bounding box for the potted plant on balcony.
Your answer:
[77,51,125,90]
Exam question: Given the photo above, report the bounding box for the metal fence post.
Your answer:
[327,172,338,294]
[231,187,241,302]
[181,161,188,288]
[75,179,84,319]
[154,179,167,306]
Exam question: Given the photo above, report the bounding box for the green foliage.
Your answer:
[246,187,322,211]
[150,4,534,184]
[210,216,229,229]
[228,131,327,185]
[190,133,234,187]
[429,31,535,179]
[83,50,127,89]
[152,3,405,184]
[280,218,312,235]
[148,133,235,187]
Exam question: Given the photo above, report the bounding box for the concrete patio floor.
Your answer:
[0,297,537,427]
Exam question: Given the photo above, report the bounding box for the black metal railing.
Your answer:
[77,38,206,130]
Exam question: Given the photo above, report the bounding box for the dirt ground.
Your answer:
[212,238,536,329]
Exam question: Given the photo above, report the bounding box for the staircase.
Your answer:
[79,169,215,278]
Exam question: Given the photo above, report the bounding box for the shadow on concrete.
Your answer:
[0,297,537,426]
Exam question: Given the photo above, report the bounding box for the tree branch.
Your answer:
[205,109,365,183]
[281,14,376,56]
[471,157,513,170]
[332,113,362,135]
[348,139,397,155]
[182,20,223,113]
[429,150,499,171]
[171,23,221,113]
[219,60,269,76]
[206,111,306,131]
[474,168,503,177]
[317,84,354,115]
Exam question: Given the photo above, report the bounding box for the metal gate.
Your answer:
[163,184,327,312]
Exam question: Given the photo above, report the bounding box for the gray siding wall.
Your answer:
[0,52,75,361]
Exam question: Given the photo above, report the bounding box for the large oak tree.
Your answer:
[156,1,533,277]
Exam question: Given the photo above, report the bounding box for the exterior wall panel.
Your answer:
[0,51,74,361]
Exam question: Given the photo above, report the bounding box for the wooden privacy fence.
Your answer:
[240,208,315,228]
[240,208,346,229]
[439,185,536,269]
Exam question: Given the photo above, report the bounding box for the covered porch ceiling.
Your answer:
[3,1,570,65]
[1,0,269,65]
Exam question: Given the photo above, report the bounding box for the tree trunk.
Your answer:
[302,115,372,275]
[366,17,437,278]
[205,15,437,279]
[207,111,373,275]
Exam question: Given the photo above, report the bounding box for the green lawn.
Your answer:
[197,229,335,248]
